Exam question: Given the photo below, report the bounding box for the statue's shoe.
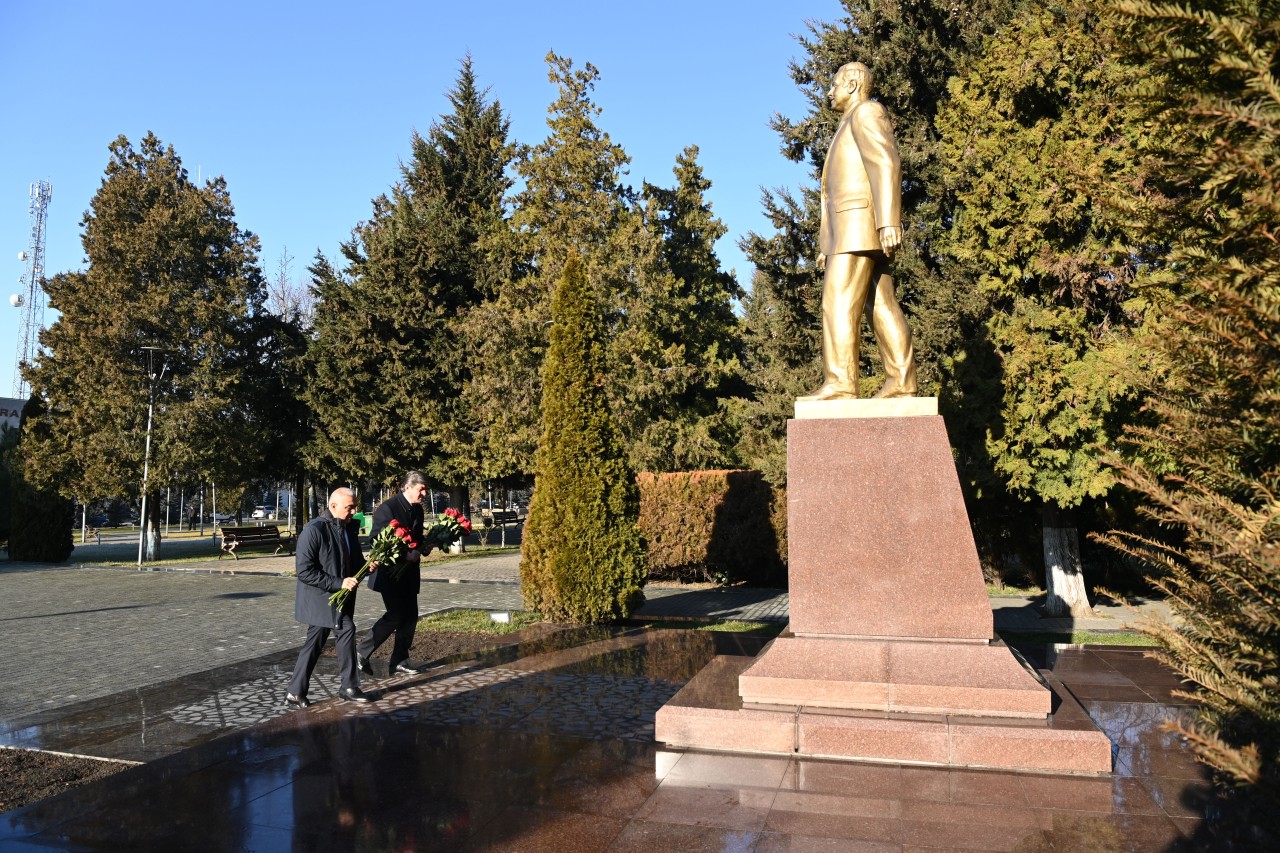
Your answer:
[797,383,858,402]
[871,383,917,399]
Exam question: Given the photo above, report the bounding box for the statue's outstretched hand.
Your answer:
[817,253,827,272]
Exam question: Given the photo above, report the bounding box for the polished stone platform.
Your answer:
[0,626,1231,851]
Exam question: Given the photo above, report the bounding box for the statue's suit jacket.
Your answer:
[820,99,902,256]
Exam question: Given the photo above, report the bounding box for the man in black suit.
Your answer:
[286,487,372,705]
[357,471,428,677]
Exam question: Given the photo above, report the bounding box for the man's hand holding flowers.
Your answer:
[328,520,419,609]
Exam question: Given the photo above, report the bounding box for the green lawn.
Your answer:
[417,609,542,635]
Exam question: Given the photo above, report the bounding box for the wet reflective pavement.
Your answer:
[0,628,1238,851]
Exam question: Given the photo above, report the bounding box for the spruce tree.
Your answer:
[306,57,512,489]
[520,254,646,623]
[22,133,265,559]
[1103,0,1280,832]
[468,53,716,480]
[632,146,746,472]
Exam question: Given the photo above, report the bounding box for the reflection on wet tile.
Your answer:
[1116,746,1212,780]
[765,792,897,844]
[0,630,1239,850]
[638,783,775,831]
[663,751,791,789]
[608,819,761,853]
[1040,810,1190,852]
[754,830,897,852]
[466,805,629,852]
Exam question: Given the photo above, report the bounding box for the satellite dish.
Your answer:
[17,251,26,262]
[9,293,24,307]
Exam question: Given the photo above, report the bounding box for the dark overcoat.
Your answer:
[294,510,365,627]
[366,492,425,595]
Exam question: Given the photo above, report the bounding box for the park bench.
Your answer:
[218,524,295,560]
[488,509,520,525]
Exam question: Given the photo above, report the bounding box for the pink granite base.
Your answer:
[654,410,1113,774]
[655,655,1113,774]
[738,637,1050,717]
[787,415,993,640]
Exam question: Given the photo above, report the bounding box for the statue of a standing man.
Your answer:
[801,61,918,401]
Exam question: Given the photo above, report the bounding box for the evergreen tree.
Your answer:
[6,398,74,562]
[632,146,746,472]
[307,57,512,491]
[738,0,1019,483]
[1102,0,1280,832]
[22,133,265,559]
[468,53,699,480]
[936,2,1165,615]
[521,254,646,623]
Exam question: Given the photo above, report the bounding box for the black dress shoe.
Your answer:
[340,687,372,703]
[358,656,374,676]
[285,693,310,708]
[391,662,420,675]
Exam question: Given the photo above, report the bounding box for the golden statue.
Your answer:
[801,61,917,401]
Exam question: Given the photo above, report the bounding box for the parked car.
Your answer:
[87,513,109,527]
[211,511,234,523]
[250,507,272,519]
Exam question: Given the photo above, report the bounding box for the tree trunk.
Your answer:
[1041,502,1094,618]
[142,490,162,561]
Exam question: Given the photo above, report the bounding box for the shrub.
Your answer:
[520,254,646,623]
[638,469,786,586]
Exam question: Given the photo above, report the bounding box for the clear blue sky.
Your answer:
[0,0,842,397]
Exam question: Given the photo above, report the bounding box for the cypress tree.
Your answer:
[935,2,1165,614]
[521,254,646,624]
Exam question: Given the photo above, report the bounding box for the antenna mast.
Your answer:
[12,180,52,398]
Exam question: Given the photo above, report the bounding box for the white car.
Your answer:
[251,507,271,519]
[211,511,234,523]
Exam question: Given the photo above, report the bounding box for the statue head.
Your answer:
[830,62,873,112]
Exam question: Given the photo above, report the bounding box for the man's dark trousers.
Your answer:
[290,611,359,696]
[358,585,416,670]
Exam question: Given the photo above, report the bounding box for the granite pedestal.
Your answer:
[655,399,1112,773]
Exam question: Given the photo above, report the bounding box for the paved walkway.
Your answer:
[1,548,1171,726]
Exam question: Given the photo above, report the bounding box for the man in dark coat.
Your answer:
[357,471,428,677]
[286,487,372,705]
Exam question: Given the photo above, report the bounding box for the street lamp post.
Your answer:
[137,347,168,567]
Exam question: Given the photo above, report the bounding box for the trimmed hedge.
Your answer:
[638,470,786,587]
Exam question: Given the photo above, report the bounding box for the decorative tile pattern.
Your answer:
[340,667,683,742]
[166,673,343,727]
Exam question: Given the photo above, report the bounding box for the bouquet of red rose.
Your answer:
[425,507,473,551]
[328,519,419,609]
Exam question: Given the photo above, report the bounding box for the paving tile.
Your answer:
[753,830,900,852]
[635,783,776,831]
[606,819,761,852]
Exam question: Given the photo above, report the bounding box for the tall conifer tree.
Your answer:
[23,133,265,559]
[936,2,1164,614]
[521,254,645,623]
[307,58,512,490]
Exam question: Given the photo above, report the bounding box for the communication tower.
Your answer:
[12,180,52,398]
